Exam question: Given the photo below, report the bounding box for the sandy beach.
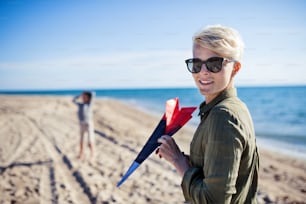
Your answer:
[0,95,305,204]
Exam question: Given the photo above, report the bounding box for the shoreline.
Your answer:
[257,137,306,162]
[0,95,305,203]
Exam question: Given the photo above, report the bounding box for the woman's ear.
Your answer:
[231,61,241,77]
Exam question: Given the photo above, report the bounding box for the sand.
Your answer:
[0,95,305,204]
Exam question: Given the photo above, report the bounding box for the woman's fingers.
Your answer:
[155,148,162,158]
[157,135,181,164]
[156,135,169,158]
[157,135,171,144]
[157,135,174,155]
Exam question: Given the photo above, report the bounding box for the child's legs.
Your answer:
[79,123,86,158]
[87,122,95,158]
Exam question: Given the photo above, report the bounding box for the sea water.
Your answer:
[2,86,306,159]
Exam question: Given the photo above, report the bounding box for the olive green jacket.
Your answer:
[181,88,259,204]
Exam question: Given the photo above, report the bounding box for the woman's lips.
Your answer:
[198,79,213,85]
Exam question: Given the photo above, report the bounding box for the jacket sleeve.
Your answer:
[90,91,96,105]
[181,108,245,204]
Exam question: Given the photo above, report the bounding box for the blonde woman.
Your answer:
[157,25,259,203]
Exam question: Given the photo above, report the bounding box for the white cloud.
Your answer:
[1,48,305,90]
[0,49,194,90]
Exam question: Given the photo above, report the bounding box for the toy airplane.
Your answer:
[117,98,197,187]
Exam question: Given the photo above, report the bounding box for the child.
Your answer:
[73,91,95,161]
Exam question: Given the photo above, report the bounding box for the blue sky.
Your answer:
[0,0,305,90]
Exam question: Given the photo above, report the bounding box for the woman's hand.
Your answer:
[157,135,190,177]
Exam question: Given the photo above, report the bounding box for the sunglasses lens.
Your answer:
[206,57,223,73]
[186,59,202,73]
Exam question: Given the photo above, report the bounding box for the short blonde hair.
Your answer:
[193,25,244,61]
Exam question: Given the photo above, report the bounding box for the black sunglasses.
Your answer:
[185,57,233,73]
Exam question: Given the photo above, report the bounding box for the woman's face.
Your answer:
[192,44,237,103]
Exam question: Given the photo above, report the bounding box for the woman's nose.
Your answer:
[199,64,209,74]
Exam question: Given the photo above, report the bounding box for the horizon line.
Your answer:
[1,84,306,93]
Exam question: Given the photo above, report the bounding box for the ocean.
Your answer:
[2,86,306,159]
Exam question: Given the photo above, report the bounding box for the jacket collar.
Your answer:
[199,88,237,119]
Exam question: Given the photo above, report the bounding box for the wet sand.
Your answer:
[0,95,305,204]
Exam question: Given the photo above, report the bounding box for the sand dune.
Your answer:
[0,95,305,204]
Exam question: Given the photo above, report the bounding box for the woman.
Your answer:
[157,25,259,203]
